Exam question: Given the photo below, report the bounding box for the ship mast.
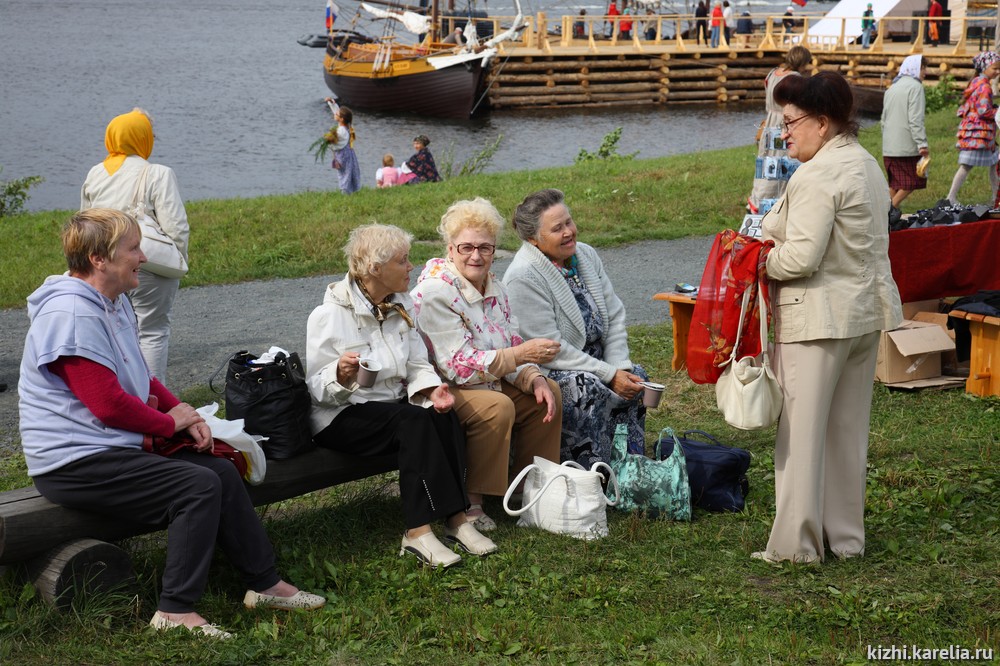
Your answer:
[431,0,440,42]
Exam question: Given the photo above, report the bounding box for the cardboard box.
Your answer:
[910,311,962,376]
[875,320,956,385]
[902,299,943,319]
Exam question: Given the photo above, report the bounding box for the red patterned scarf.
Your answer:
[687,230,773,384]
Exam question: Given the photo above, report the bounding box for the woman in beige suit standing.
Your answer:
[755,72,903,564]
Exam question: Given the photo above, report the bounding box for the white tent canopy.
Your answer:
[805,0,928,42]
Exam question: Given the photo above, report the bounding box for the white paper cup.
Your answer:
[639,381,665,408]
[357,358,382,388]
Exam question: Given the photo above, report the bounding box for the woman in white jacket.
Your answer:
[306,223,496,569]
[81,108,188,383]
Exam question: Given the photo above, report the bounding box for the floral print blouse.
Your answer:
[411,258,538,391]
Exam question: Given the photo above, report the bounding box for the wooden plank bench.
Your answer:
[0,447,396,609]
[948,308,1000,397]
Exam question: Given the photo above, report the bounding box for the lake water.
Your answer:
[0,0,832,212]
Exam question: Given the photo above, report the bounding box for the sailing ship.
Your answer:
[323,0,524,119]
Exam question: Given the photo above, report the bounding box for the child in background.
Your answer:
[376,154,400,188]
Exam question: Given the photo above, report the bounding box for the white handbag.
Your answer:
[715,287,783,430]
[129,165,189,279]
[502,456,619,540]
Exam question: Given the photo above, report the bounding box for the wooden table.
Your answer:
[948,308,1000,397]
[652,292,696,371]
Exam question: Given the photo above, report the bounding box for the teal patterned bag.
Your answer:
[610,424,692,521]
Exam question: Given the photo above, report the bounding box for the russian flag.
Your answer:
[791,0,807,6]
[326,1,339,29]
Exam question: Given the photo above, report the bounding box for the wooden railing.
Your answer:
[447,13,994,56]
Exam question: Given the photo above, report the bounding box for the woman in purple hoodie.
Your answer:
[19,208,324,638]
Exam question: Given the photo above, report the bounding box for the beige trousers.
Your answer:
[450,379,562,496]
[764,331,880,563]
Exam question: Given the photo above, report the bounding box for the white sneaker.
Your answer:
[400,531,461,569]
[443,522,498,557]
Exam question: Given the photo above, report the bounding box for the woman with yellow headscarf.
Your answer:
[81,108,189,383]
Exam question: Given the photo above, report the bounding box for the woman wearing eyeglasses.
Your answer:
[503,189,650,470]
[755,72,902,564]
[411,198,562,531]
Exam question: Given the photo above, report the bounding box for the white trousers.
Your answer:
[129,269,179,383]
[764,331,880,563]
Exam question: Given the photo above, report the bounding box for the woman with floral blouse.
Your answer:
[411,197,561,531]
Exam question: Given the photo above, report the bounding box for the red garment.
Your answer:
[608,2,620,17]
[48,356,176,436]
[711,6,723,27]
[687,230,773,385]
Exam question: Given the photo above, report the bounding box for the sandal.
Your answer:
[465,504,497,532]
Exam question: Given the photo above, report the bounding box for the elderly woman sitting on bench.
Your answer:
[306,223,497,569]
[19,209,325,639]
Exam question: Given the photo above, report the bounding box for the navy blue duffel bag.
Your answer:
[657,430,750,512]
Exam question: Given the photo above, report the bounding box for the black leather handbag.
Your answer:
[658,430,750,512]
[211,350,314,460]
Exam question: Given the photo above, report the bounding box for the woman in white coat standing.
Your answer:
[81,108,189,383]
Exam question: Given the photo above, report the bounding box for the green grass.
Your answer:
[1,324,997,665]
[1,108,993,309]
[1,110,998,664]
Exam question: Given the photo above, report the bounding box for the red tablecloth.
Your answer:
[888,218,1000,302]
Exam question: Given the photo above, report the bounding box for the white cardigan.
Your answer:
[502,241,633,384]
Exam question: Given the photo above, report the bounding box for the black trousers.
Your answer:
[315,401,469,529]
[34,448,279,613]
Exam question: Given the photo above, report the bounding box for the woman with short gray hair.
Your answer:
[306,223,496,568]
[504,189,649,469]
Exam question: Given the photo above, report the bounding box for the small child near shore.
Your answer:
[376,154,401,188]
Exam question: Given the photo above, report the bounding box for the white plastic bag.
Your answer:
[197,403,267,485]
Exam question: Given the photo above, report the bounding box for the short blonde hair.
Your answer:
[382,153,395,167]
[62,208,139,276]
[344,223,413,279]
[437,197,504,245]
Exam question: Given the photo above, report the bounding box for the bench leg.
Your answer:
[26,538,137,610]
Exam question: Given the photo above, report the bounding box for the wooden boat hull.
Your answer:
[324,44,488,119]
[850,84,885,115]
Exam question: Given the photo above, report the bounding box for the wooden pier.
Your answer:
[467,12,993,110]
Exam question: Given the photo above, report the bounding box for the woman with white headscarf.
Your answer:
[947,51,1000,205]
[81,108,188,383]
[881,54,929,226]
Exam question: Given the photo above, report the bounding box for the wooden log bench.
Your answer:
[0,447,396,609]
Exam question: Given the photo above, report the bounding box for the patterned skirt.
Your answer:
[334,147,362,194]
[548,363,649,470]
[883,156,927,191]
[957,149,998,168]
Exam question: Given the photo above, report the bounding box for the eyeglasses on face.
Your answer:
[455,243,496,256]
[782,114,812,134]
